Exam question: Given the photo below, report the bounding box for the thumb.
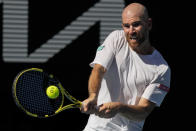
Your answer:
[81,101,88,113]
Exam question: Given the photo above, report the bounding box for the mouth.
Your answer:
[130,33,138,40]
[130,36,137,40]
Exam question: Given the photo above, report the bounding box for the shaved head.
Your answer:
[122,3,149,21]
[121,3,153,55]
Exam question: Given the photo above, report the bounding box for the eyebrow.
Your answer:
[122,21,143,26]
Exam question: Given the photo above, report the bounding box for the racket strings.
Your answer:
[15,70,63,117]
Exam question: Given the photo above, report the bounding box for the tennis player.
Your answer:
[81,2,171,131]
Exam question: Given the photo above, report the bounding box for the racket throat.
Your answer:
[55,103,82,114]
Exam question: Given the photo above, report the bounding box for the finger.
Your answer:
[105,109,110,114]
[96,106,111,118]
[84,103,97,114]
[98,104,106,112]
[97,109,107,117]
[81,101,90,113]
[80,103,84,112]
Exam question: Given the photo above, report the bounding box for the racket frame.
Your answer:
[12,68,82,118]
[13,68,43,117]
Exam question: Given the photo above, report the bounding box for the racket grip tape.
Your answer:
[81,102,99,111]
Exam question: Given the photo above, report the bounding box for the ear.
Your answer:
[121,23,124,28]
[122,23,126,31]
[147,18,152,30]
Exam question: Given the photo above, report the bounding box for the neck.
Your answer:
[130,41,154,55]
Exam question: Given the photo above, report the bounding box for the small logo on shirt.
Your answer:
[97,45,105,51]
[158,84,170,92]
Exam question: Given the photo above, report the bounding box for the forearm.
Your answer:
[117,98,155,121]
[81,64,106,114]
[118,104,150,122]
[88,71,101,97]
[88,64,106,98]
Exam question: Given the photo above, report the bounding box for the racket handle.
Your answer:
[81,102,99,112]
[95,106,100,110]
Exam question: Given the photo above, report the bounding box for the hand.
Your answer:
[96,102,121,118]
[81,94,98,114]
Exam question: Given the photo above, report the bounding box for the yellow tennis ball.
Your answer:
[46,85,59,99]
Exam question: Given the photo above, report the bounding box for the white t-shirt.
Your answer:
[84,30,171,131]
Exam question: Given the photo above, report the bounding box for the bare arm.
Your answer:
[81,64,106,114]
[88,64,106,98]
[97,97,156,122]
[119,97,156,121]
[82,64,155,120]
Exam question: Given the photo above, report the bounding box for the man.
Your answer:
[81,2,171,131]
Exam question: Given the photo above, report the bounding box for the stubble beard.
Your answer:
[127,31,149,54]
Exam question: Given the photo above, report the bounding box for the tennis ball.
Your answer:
[46,85,59,99]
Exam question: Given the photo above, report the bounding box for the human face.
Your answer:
[122,16,151,50]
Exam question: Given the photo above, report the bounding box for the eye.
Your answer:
[123,23,130,28]
[132,21,142,27]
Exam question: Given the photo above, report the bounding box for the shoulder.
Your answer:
[104,30,127,52]
[110,30,125,38]
[154,50,171,78]
[105,30,125,41]
[148,50,171,87]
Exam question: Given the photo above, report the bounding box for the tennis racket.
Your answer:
[12,68,82,118]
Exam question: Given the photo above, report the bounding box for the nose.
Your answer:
[128,25,135,35]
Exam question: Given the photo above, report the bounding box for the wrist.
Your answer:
[89,92,98,99]
[118,103,126,113]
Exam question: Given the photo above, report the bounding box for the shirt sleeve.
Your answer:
[142,66,171,107]
[90,31,118,70]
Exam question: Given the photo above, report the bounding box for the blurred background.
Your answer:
[0,0,184,130]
